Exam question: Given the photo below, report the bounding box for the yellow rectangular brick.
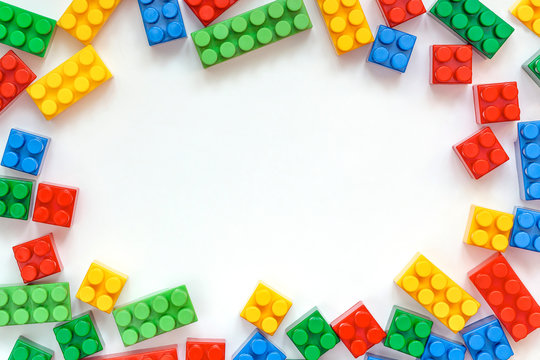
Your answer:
[26,45,112,120]
[316,0,374,55]
[510,0,540,37]
[394,253,480,333]
[463,205,513,252]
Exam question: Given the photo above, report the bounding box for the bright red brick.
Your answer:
[184,0,237,26]
[32,183,78,228]
[85,345,178,360]
[473,82,520,124]
[431,45,472,84]
[375,0,425,27]
[0,50,36,112]
[186,339,225,360]
[12,233,62,283]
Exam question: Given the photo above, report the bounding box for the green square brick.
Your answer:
[54,312,103,360]
[285,307,339,360]
[0,282,71,326]
[112,285,197,346]
[384,305,433,358]
[0,176,34,220]
[429,0,513,59]
[523,49,540,87]
[191,0,312,68]
[9,336,53,360]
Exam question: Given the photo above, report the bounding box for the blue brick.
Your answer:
[510,207,540,252]
[460,316,513,360]
[1,128,49,176]
[515,120,540,200]
[420,334,466,360]
[368,25,416,73]
[232,330,286,360]
[365,354,398,360]
[138,0,186,46]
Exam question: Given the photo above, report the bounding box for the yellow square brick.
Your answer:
[240,282,292,335]
[463,205,513,252]
[26,45,112,120]
[510,0,540,37]
[316,0,374,55]
[76,260,127,313]
[394,253,480,333]
[58,0,123,45]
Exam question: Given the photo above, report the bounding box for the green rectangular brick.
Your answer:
[523,49,540,87]
[384,305,433,358]
[9,336,54,360]
[112,285,197,346]
[0,1,56,57]
[429,0,514,59]
[285,307,340,360]
[191,0,312,68]
[54,312,103,360]
[0,282,71,326]
[0,176,34,220]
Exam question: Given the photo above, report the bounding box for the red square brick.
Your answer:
[186,338,225,360]
[32,182,78,228]
[375,0,425,27]
[431,45,472,84]
[184,0,237,26]
[12,233,62,283]
[473,82,520,124]
[0,50,36,112]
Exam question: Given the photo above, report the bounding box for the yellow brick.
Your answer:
[240,282,292,335]
[463,205,513,252]
[394,253,480,333]
[26,45,112,120]
[316,0,374,55]
[76,261,127,313]
[58,0,123,45]
[510,0,540,37]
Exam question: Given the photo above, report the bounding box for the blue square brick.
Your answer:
[368,25,416,73]
[460,316,513,360]
[420,334,466,360]
[232,330,286,360]
[138,0,187,46]
[1,128,49,176]
[510,207,540,252]
[515,120,540,200]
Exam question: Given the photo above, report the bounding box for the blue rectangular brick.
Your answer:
[1,128,49,176]
[368,25,416,73]
[515,120,540,200]
[232,330,285,360]
[138,0,186,46]
[460,315,513,360]
[510,207,540,252]
[420,334,466,360]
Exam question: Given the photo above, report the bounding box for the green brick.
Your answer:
[191,0,312,68]
[285,307,339,360]
[523,49,540,87]
[9,336,54,360]
[0,176,33,220]
[429,0,513,59]
[384,305,433,358]
[54,312,103,360]
[0,282,71,326]
[112,285,197,346]
[0,1,56,57]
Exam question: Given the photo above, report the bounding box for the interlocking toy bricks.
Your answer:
[13,233,63,283]
[54,312,103,360]
[26,45,112,120]
[240,282,292,335]
[186,339,225,360]
[473,82,520,124]
[375,0,425,27]
[138,0,186,45]
[1,128,49,176]
[459,315,513,360]
[420,334,466,360]
[9,337,54,360]
[430,45,472,84]
[384,306,433,357]
[191,0,312,68]
[510,207,540,252]
[76,261,127,313]
[58,0,123,45]
[184,0,237,26]
[367,25,416,73]
[84,345,178,360]
[453,127,509,179]
[516,120,540,200]
[522,49,540,87]
[468,252,540,341]
[510,0,540,37]
[32,182,78,227]
[463,205,513,252]
[113,285,197,346]
[233,330,285,360]
[0,50,36,112]
[0,176,34,220]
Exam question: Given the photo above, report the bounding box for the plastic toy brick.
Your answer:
[365,354,397,360]
[232,330,285,360]
[191,0,312,68]
[13,233,63,283]
[0,1,56,57]
[84,346,178,360]
[26,45,112,120]
[76,261,127,313]
[420,334,466,360]
[516,120,540,200]
[459,315,513,360]
[138,0,186,46]
[453,127,508,180]
[240,281,292,335]
[463,205,513,252]
[367,25,416,73]
[395,253,480,333]
[1,128,49,176]
[286,307,339,360]
[376,0,425,27]
[54,312,103,360]
[0,50,36,112]
[384,306,432,357]
[468,252,540,341]
[58,0,122,45]
[315,0,373,55]
[113,285,197,346]
[184,0,237,26]
[186,339,225,360]
[32,182,78,227]
[9,336,54,360]
[0,176,33,220]
[0,282,71,326]
[510,0,540,36]
[522,49,540,87]
[429,0,513,59]
[330,301,386,358]
[510,207,540,252]
[430,45,472,84]
[473,82,520,124]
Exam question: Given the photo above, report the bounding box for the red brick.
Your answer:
[186,339,225,360]
[0,50,36,112]
[12,233,62,283]
[183,0,237,26]
[473,82,520,124]
[32,183,78,228]
[375,0,425,27]
[431,45,472,84]
[85,345,178,360]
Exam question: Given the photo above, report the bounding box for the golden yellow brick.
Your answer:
[463,205,513,252]
[510,0,540,37]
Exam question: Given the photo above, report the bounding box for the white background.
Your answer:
[0,0,539,359]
